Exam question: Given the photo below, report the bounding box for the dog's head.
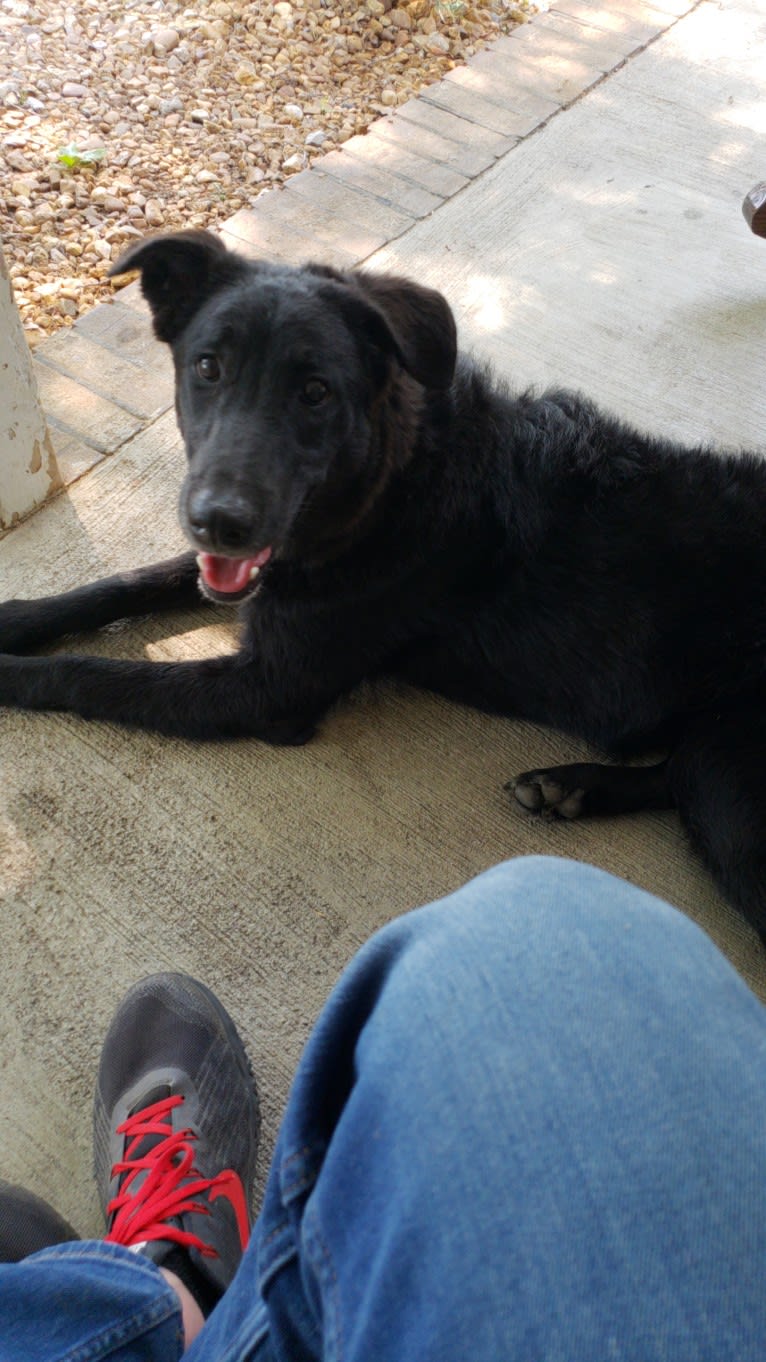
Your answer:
[110,230,457,603]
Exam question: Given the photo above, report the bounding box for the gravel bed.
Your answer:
[1,0,532,343]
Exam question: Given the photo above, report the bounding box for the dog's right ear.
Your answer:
[109,230,245,342]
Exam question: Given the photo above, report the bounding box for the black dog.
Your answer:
[2,229,766,936]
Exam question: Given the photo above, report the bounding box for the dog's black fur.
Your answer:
[3,229,766,935]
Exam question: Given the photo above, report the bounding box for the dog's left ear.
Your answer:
[348,272,457,390]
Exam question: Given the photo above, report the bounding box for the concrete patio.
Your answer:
[2,0,766,1232]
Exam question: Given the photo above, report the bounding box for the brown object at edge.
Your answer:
[743,183,766,237]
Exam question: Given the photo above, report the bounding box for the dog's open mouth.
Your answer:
[196,547,273,603]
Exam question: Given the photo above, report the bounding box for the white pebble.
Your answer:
[151,26,180,53]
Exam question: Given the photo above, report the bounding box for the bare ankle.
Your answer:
[160,1267,205,1349]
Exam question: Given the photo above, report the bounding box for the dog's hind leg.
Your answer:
[0,553,202,654]
[667,708,766,941]
[510,760,673,820]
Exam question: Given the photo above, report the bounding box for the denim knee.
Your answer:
[247,856,766,1362]
[367,854,705,1003]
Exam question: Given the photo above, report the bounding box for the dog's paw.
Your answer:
[506,770,585,820]
[257,716,317,746]
[0,600,37,655]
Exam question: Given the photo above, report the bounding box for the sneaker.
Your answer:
[0,1181,78,1262]
[93,973,260,1309]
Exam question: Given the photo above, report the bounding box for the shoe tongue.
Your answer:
[118,1087,221,1313]
[117,1083,184,1252]
[127,1082,173,1166]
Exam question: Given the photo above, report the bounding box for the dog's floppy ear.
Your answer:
[109,230,245,342]
[349,271,457,390]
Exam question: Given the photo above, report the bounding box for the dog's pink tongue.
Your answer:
[199,548,272,594]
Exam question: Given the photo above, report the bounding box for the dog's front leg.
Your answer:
[0,652,314,743]
[0,553,203,655]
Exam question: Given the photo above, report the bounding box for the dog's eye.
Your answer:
[301,378,329,406]
[196,354,221,383]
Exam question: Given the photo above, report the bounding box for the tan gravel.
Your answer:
[1,0,532,344]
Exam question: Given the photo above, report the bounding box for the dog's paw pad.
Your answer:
[539,778,565,806]
[509,773,585,820]
[509,778,544,811]
[553,789,585,819]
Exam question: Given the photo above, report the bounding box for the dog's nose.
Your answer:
[186,489,254,553]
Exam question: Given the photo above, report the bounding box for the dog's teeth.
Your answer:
[195,554,204,569]
[248,565,260,581]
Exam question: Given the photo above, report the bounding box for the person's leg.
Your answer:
[0,972,260,1362]
[7,857,766,1362]
[193,855,766,1362]
[0,1187,204,1360]
[0,1238,185,1362]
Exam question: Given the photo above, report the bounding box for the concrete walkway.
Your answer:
[2,0,766,1232]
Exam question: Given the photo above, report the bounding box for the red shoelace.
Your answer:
[105,1093,250,1257]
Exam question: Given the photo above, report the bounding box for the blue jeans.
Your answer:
[4,856,766,1361]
